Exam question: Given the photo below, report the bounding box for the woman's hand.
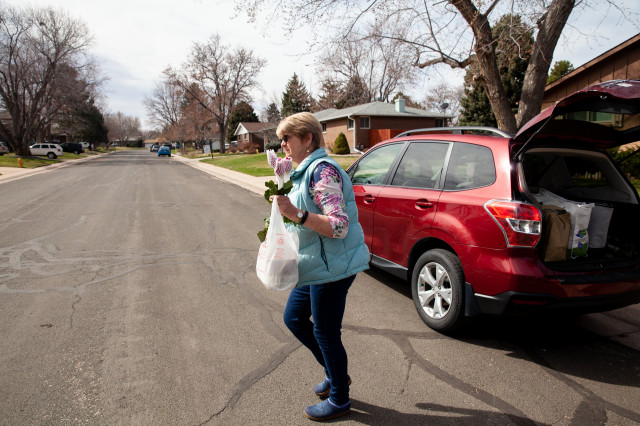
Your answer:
[270,195,334,238]
[270,195,299,222]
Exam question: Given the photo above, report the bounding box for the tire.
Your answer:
[411,249,466,333]
[73,150,79,155]
[47,152,57,159]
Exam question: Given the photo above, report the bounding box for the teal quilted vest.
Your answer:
[286,148,370,286]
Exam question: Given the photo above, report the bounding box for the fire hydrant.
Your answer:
[17,158,24,168]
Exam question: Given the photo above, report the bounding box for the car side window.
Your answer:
[391,142,449,189]
[350,143,403,185]
[444,143,496,190]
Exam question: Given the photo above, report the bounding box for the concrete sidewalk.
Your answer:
[172,154,271,196]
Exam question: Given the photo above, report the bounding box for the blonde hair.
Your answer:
[276,112,324,150]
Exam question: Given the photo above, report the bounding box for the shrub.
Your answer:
[332,132,350,155]
[610,147,640,180]
[265,140,282,151]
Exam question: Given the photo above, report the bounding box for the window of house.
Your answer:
[347,119,354,129]
[435,119,444,127]
[565,111,623,128]
[359,117,370,129]
[322,123,327,133]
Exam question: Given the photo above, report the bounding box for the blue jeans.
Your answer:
[283,275,355,405]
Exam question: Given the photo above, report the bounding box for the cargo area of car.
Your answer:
[520,147,640,272]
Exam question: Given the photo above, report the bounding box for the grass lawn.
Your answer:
[0,152,94,169]
[0,156,60,168]
[200,152,359,176]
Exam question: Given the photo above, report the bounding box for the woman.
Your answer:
[271,112,369,421]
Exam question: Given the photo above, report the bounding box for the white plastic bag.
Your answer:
[534,189,593,258]
[256,201,299,290]
[587,204,613,249]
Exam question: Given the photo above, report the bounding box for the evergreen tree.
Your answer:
[227,101,259,142]
[459,14,533,128]
[547,60,575,84]
[75,100,109,147]
[317,79,346,110]
[281,73,312,117]
[265,102,281,123]
[341,75,370,108]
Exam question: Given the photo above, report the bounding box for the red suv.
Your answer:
[347,80,640,333]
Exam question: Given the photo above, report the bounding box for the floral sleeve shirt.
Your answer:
[309,162,349,239]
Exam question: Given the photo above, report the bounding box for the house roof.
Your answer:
[545,33,640,91]
[312,101,452,122]
[235,122,276,135]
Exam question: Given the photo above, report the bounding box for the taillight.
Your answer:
[484,200,541,247]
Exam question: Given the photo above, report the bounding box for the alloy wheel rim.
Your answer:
[417,261,452,319]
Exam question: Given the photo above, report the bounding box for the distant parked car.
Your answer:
[150,144,159,152]
[0,142,9,155]
[157,145,171,157]
[59,142,85,155]
[30,143,63,159]
[79,142,90,150]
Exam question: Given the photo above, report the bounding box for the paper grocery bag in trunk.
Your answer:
[540,205,571,262]
[534,189,593,258]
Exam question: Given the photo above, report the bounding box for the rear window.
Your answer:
[523,149,638,204]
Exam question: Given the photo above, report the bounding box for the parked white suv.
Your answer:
[0,142,9,155]
[30,143,63,159]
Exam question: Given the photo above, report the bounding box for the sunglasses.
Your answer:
[281,134,296,143]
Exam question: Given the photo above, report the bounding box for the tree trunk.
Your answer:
[450,0,518,134]
[517,0,575,128]
[218,120,226,154]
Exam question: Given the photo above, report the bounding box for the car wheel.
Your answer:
[411,249,465,333]
[47,152,57,159]
[73,150,79,155]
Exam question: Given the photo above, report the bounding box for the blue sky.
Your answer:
[8,0,640,130]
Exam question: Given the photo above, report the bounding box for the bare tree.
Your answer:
[166,33,265,154]
[105,112,141,148]
[0,4,100,155]
[240,0,638,133]
[143,69,183,131]
[318,26,418,104]
[423,80,464,125]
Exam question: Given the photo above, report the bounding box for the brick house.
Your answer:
[542,33,640,149]
[233,122,277,152]
[543,33,640,110]
[313,99,452,152]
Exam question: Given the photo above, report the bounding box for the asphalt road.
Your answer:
[0,150,638,425]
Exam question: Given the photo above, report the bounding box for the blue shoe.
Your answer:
[313,377,352,399]
[304,399,351,421]
[313,377,331,398]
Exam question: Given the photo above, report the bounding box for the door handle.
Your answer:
[415,199,433,208]
[363,195,376,204]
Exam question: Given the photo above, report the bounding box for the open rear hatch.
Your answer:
[512,80,640,273]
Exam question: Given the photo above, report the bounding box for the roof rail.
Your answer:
[394,126,512,139]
